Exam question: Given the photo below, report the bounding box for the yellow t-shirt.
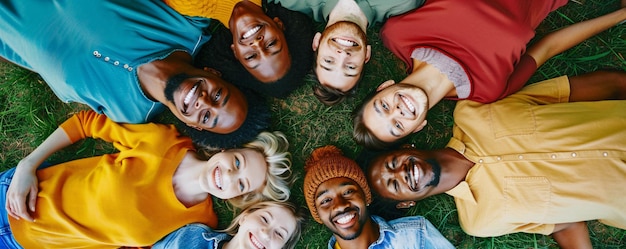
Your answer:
[163,0,262,28]
[9,111,218,248]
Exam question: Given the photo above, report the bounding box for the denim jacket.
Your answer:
[153,223,230,249]
[327,215,454,249]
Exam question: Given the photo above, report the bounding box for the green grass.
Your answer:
[1,1,625,248]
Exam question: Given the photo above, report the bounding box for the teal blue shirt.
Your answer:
[0,0,212,123]
[270,0,424,26]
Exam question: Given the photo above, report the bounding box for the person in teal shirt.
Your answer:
[0,0,261,144]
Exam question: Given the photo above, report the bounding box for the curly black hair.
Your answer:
[195,0,314,98]
[174,87,271,150]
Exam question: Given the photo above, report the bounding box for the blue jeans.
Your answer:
[0,168,23,249]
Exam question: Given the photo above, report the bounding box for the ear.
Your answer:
[203,67,222,77]
[376,79,396,92]
[312,32,322,51]
[413,120,428,133]
[273,17,285,30]
[395,201,416,209]
[364,45,372,63]
[230,44,238,59]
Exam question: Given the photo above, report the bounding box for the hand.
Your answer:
[5,163,39,222]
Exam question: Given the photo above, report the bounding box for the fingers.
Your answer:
[5,191,35,222]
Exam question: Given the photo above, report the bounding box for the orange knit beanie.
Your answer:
[303,145,372,223]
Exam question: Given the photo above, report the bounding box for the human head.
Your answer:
[227,131,294,209]
[303,145,372,222]
[223,200,307,249]
[229,0,291,83]
[177,87,271,150]
[312,21,371,105]
[164,70,248,134]
[365,148,442,204]
[197,2,313,98]
[353,80,429,150]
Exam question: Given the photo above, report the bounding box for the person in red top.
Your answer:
[353,1,626,149]
[0,110,293,248]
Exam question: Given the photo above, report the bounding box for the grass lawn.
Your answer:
[1,1,625,248]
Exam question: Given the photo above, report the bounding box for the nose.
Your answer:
[259,228,270,241]
[194,92,217,109]
[333,196,350,211]
[249,35,264,46]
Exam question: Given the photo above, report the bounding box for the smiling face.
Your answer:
[315,177,370,240]
[199,148,267,200]
[313,21,371,93]
[166,71,248,134]
[367,149,441,201]
[362,83,429,143]
[234,205,297,249]
[230,1,291,83]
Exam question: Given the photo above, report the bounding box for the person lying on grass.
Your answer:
[353,0,626,149]
[363,71,626,249]
[153,200,307,249]
[0,0,255,136]
[165,0,314,98]
[303,145,454,249]
[1,110,293,248]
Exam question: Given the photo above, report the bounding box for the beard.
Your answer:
[164,73,190,103]
[329,206,370,241]
[425,158,442,187]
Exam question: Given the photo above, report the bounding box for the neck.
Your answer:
[402,60,457,110]
[327,0,368,31]
[136,51,192,102]
[172,151,209,206]
[430,148,474,193]
[335,217,379,249]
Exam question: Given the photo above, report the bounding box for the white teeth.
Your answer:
[184,84,198,105]
[215,167,222,190]
[243,25,261,39]
[335,38,356,47]
[336,213,355,224]
[413,164,419,186]
[250,233,264,249]
[401,95,415,113]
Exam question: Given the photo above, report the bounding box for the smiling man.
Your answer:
[268,0,425,105]
[0,0,252,136]
[364,71,626,248]
[303,145,453,249]
[353,2,626,149]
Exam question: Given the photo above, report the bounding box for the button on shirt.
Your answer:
[0,0,212,123]
[445,76,626,237]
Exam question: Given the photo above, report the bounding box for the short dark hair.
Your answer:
[352,90,398,150]
[355,148,408,220]
[175,87,271,150]
[194,1,314,98]
[312,79,357,106]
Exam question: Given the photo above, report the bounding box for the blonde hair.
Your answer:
[222,201,307,249]
[227,131,294,209]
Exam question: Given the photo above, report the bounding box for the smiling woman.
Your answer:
[0,111,293,248]
[153,201,307,249]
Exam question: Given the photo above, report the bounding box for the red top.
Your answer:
[381,0,568,103]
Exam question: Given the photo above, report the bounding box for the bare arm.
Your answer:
[527,8,626,68]
[551,222,592,249]
[6,127,72,222]
[568,70,626,102]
